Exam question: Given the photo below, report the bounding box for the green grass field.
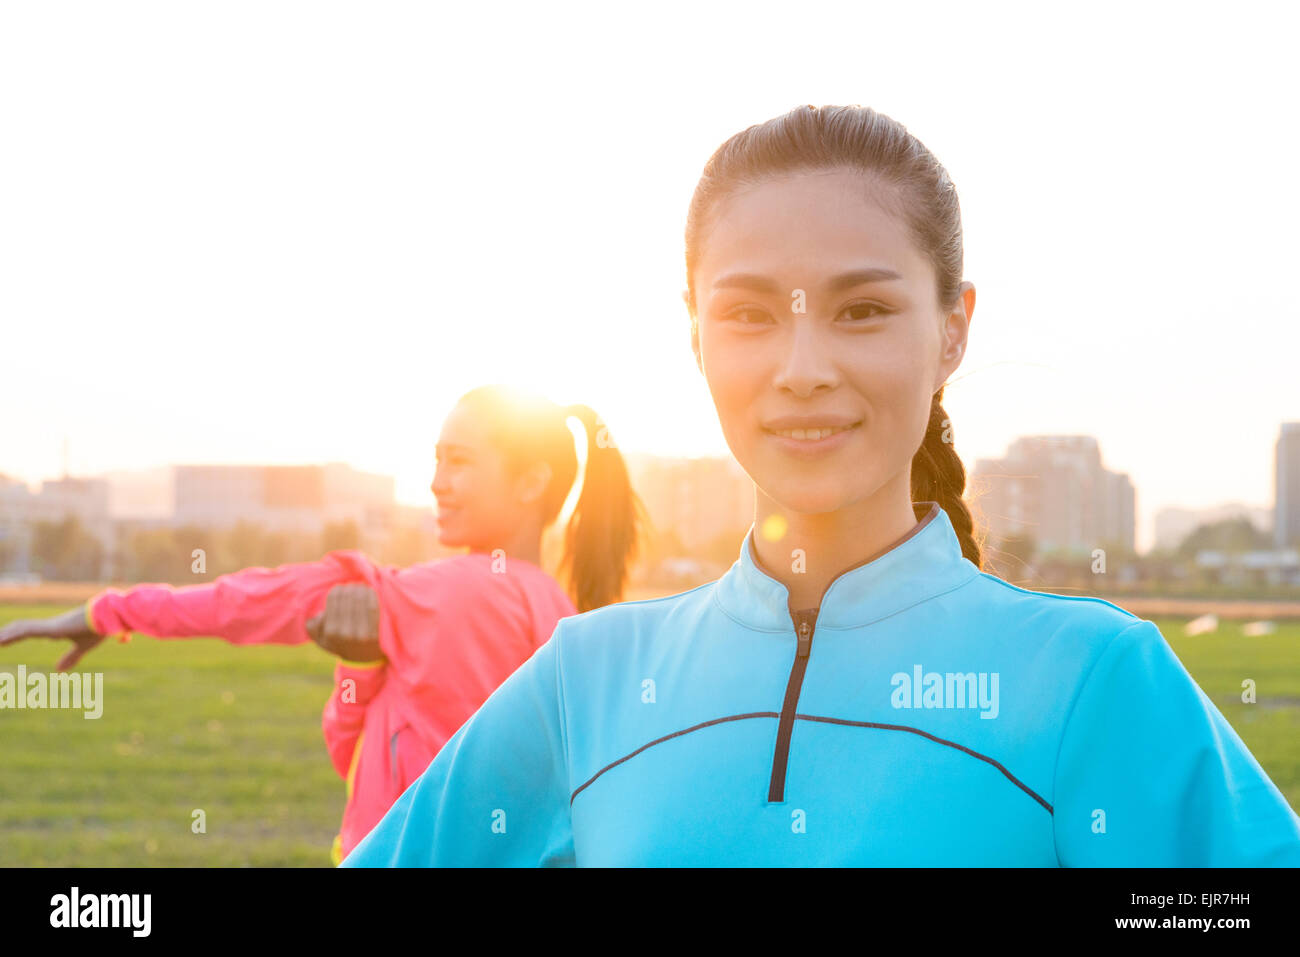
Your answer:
[0,605,343,866]
[1,605,1297,866]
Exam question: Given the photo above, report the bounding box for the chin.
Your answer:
[756,476,859,517]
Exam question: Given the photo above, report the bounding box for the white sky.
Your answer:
[2,0,1297,553]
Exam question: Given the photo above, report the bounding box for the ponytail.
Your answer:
[560,403,649,613]
[454,384,646,613]
[910,385,984,570]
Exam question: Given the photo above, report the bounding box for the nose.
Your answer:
[431,463,450,498]
[771,316,839,397]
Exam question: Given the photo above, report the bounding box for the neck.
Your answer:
[750,475,920,613]
[467,520,545,569]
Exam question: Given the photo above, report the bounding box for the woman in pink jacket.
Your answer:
[0,384,648,863]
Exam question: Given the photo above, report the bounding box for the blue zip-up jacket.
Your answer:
[341,501,1300,866]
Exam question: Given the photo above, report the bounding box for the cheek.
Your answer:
[851,329,931,404]
[702,362,756,438]
[701,331,765,409]
[472,469,517,516]
[455,469,488,510]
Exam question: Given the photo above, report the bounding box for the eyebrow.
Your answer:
[712,267,903,293]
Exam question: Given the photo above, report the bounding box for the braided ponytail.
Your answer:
[910,386,985,570]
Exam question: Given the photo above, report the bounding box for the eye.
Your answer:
[840,301,890,322]
[723,305,773,326]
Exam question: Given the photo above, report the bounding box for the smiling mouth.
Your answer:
[764,422,861,440]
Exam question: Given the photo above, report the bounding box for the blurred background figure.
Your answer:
[0,384,648,862]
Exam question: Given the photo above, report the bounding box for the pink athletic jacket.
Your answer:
[85,549,578,863]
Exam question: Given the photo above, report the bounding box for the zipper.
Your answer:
[767,607,818,802]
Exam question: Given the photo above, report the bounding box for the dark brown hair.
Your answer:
[455,384,648,611]
[683,104,984,569]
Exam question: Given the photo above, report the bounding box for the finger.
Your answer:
[334,586,350,639]
[61,634,104,672]
[366,588,380,640]
[339,584,357,639]
[348,585,366,640]
[332,586,350,638]
[325,587,344,638]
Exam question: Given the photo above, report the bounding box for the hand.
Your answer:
[0,606,108,672]
[305,583,384,663]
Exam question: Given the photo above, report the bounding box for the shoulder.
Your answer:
[394,553,574,612]
[387,553,498,602]
[959,568,1145,641]
[392,552,529,586]
[937,571,1169,700]
[551,579,718,649]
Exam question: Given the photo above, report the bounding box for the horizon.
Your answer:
[4,429,1291,556]
[3,1,1298,558]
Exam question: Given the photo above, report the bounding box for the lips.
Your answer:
[762,413,860,428]
[766,423,858,440]
[761,415,862,440]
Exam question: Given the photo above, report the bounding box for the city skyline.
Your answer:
[3,424,1296,557]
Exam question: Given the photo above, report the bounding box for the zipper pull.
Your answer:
[795,616,812,659]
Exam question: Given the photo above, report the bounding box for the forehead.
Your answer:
[694,169,929,292]
[436,403,484,450]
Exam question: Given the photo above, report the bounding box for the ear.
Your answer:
[515,460,552,506]
[683,289,703,375]
[935,281,975,392]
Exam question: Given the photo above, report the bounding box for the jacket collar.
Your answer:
[713,501,980,632]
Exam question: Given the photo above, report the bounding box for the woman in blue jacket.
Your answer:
[342,104,1300,867]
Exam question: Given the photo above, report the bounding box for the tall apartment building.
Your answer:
[1276,422,1300,548]
[172,463,395,536]
[971,435,1135,557]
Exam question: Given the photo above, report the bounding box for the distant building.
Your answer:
[0,463,410,580]
[626,454,752,551]
[104,466,174,520]
[0,473,113,578]
[1195,547,1300,587]
[1153,502,1273,552]
[172,463,394,537]
[971,435,1135,557]
[1276,422,1300,548]
[0,474,36,576]
[36,476,111,526]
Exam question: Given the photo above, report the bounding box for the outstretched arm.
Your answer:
[0,604,105,672]
[0,551,387,670]
[87,550,384,646]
